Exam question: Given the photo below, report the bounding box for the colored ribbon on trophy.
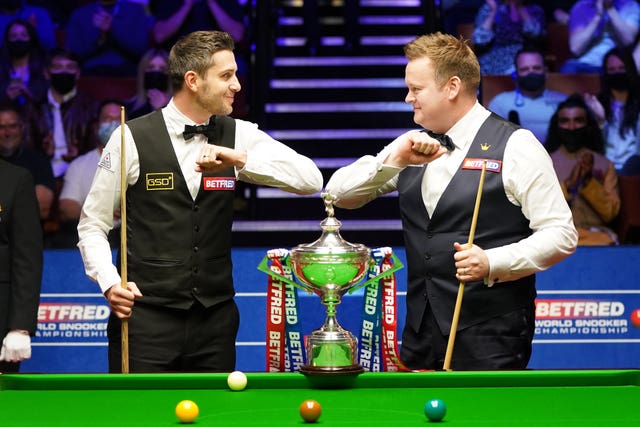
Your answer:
[358,247,410,372]
[265,249,304,372]
[358,251,383,372]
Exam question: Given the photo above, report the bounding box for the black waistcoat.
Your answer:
[398,114,536,334]
[124,111,236,309]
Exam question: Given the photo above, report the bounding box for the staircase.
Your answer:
[233,0,437,247]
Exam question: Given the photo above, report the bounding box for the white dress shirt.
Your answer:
[78,99,323,293]
[326,102,578,285]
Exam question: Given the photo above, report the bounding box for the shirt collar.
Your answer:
[447,101,491,151]
[47,87,77,106]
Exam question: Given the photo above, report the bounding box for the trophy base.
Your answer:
[300,364,364,389]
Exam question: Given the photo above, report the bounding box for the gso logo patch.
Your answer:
[146,172,174,191]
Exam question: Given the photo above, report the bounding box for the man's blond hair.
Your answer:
[404,32,480,95]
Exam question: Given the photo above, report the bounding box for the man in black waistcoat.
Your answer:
[78,31,323,373]
[0,159,43,373]
[326,32,578,370]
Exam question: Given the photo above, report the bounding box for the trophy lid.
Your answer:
[291,193,369,256]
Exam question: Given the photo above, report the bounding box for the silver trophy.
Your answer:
[291,193,371,375]
[258,192,403,379]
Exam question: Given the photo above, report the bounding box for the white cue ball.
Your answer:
[227,370,247,391]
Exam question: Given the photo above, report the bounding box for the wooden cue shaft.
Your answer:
[119,106,129,374]
[443,160,488,371]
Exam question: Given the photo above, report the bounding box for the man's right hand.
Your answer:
[104,282,142,319]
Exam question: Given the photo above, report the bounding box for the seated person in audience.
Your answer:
[546,94,620,245]
[65,0,153,77]
[584,47,640,175]
[57,99,123,247]
[561,0,639,74]
[441,0,484,36]
[0,0,56,51]
[28,48,98,179]
[150,0,245,52]
[0,102,55,220]
[472,0,546,75]
[0,19,48,107]
[126,48,171,120]
[488,47,567,143]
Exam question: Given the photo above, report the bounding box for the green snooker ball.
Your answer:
[424,398,446,422]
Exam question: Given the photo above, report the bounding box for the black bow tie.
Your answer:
[183,118,216,141]
[423,129,455,151]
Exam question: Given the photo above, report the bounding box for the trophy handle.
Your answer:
[347,253,404,294]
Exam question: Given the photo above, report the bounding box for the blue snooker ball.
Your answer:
[424,398,446,422]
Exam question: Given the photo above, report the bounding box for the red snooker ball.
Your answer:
[631,309,640,328]
[299,399,322,423]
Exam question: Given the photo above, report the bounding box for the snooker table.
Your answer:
[1,370,638,426]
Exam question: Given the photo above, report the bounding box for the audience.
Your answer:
[0,0,56,51]
[472,0,546,75]
[55,99,123,247]
[126,48,171,120]
[546,94,621,245]
[584,47,640,176]
[150,0,245,51]
[488,47,566,142]
[0,102,55,220]
[65,0,153,77]
[0,19,47,107]
[28,48,98,179]
[561,0,639,74]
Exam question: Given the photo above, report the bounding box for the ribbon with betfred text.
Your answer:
[265,249,304,372]
[359,247,410,372]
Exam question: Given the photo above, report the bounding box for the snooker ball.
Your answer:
[299,399,322,423]
[631,308,640,328]
[227,370,248,391]
[424,398,446,422]
[175,400,199,424]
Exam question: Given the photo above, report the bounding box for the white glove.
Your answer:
[0,330,32,362]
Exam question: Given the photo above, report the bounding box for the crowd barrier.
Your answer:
[22,246,640,372]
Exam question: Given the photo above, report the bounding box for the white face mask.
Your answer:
[98,121,119,146]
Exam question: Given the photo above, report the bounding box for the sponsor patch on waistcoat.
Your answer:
[145,172,174,190]
[203,176,236,191]
[462,158,502,173]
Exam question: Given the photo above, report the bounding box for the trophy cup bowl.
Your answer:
[290,212,371,378]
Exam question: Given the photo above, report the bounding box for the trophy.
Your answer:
[258,192,403,379]
[290,193,371,376]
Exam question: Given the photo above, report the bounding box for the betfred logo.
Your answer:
[38,303,110,321]
[146,172,174,191]
[462,158,502,173]
[535,299,625,318]
[203,177,236,190]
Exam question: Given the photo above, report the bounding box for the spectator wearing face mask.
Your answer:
[584,47,640,175]
[488,47,567,143]
[126,48,171,120]
[547,94,620,245]
[0,19,47,108]
[53,99,124,248]
[0,0,56,51]
[27,48,98,179]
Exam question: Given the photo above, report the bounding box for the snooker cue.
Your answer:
[119,106,129,374]
[443,160,487,371]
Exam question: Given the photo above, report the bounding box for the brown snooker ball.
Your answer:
[299,399,322,423]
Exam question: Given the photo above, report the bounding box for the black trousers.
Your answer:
[400,302,535,371]
[0,361,20,373]
[108,299,239,373]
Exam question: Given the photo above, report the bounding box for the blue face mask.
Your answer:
[98,121,119,146]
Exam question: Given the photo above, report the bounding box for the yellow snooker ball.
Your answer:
[227,370,248,391]
[175,400,199,423]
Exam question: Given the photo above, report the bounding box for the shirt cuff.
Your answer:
[483,247,510,287]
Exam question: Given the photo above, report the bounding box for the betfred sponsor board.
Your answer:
[534,292,640,341]
[34,295,110,344]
